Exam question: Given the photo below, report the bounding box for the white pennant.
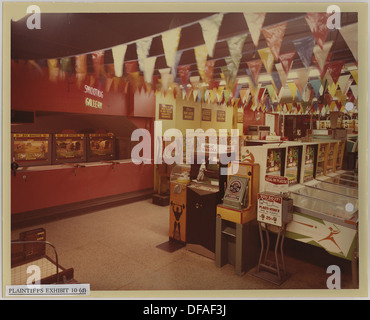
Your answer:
[340,23,358,61]
[162,28,181,70]
[143,56,156,84]
[199,13,224,57]
[112,44,127,77]
[243,13,266,48]
[136,37,152,72]
[337,74,351,95]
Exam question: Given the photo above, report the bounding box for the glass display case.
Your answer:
[302,144,317,182]
[266,148,285,176]
[309,180,358,198]
[87,133,116,162]
[285,145,301,185]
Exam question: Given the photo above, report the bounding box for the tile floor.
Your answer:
[10,199,360,298]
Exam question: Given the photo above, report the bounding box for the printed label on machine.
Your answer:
[265,175,289,194]
[257,193,283,226]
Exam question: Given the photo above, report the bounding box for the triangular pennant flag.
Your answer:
[266,85,276,100]
[239,88,250,103]
[326,60,345,84]
[47,59,59,82]
[224,57,239,90]
[194,45,208,82]
[339,23,358,61]
[199,13,224,57]
[275,63,287,88]
[247,59,263,85]
[328,82,338,98]
[309,79,322,98]
[92,50,104,78]
[350,69,358,84]
[337,74,351,94]
[305,12,330,49]
[243,13,266,48]
[262,22,287,61]
[227,34,247,69]
[75,54,87,88]
[143,56,156,84]
[112,44,127,77]
[313,40,333,71]
[350,85,358,99]
[292,35,315,69]
[288,82,298,100]
[279,51,295,76]
[159,68,174,93]
[178,65,190,87]
[312,53,332,79]
[204,60,216,86]
[125,60,138,74]
[172,50,183,77]
[162,28,181,70]
[136,37,152,72]
[296,68,309,91]
[271,71,282,94]
[258,47,274,74]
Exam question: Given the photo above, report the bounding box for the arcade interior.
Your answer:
[5,6,366,296]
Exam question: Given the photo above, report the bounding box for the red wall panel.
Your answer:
[11,62,129,116]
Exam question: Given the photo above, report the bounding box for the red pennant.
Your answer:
[305,13,330,50]
[92,51,104,77]
[326,60,345,84]
[178,65,190,87]
[247,59,263,84]
[294,79,303,95]
[204,60,216,85]
[279,51,296,75]
[125,61,138,74]
[262,22,287,61]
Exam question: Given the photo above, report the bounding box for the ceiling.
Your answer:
[11,11,358,84]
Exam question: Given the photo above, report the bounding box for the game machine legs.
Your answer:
[215,161,260,275]
[252,193,293,286]
[169,164,191,244]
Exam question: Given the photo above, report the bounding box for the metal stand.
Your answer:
[252,222,289,286]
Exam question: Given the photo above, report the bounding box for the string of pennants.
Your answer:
[16,12,359,115]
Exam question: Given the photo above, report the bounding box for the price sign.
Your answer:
[257,193,283,226]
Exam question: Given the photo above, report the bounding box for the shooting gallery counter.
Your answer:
[11,159,154,228]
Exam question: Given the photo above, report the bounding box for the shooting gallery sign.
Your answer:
[84,84,103,109]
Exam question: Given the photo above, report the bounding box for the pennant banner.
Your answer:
[112,44,127,77]
[309,79,322,98]
[243,13,266,48]
[92,51,104,78]
[275,63,287,88]
[305,12,330,49]
[227,34,247,70]
[136,37,152,72]
[162,28,181,71]
[313,40,333,71]
[350,69,358,84]
[199,13,224,57]
[339,23,358,61]
[326,60,345,84]
[258,47,274,74]
[247,59,263,85]
[279,51,295,76]
[178,65,190,87]
[204,59,216,86]
[337,74,352,95]
[292,35,315,70]
[143,56,156,84]
[262,22,287,61]
[194,45,208,82]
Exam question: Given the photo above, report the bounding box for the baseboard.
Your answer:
[11,188,154,230]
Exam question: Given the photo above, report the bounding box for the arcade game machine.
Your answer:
[11,133,52,171]
[240,143,287,193]
[52,133,87,164]
[185,152,229,260]
[86,132,116,162]
[169,163,191,244]
[215,161,260,275]
[284,143,303,186]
